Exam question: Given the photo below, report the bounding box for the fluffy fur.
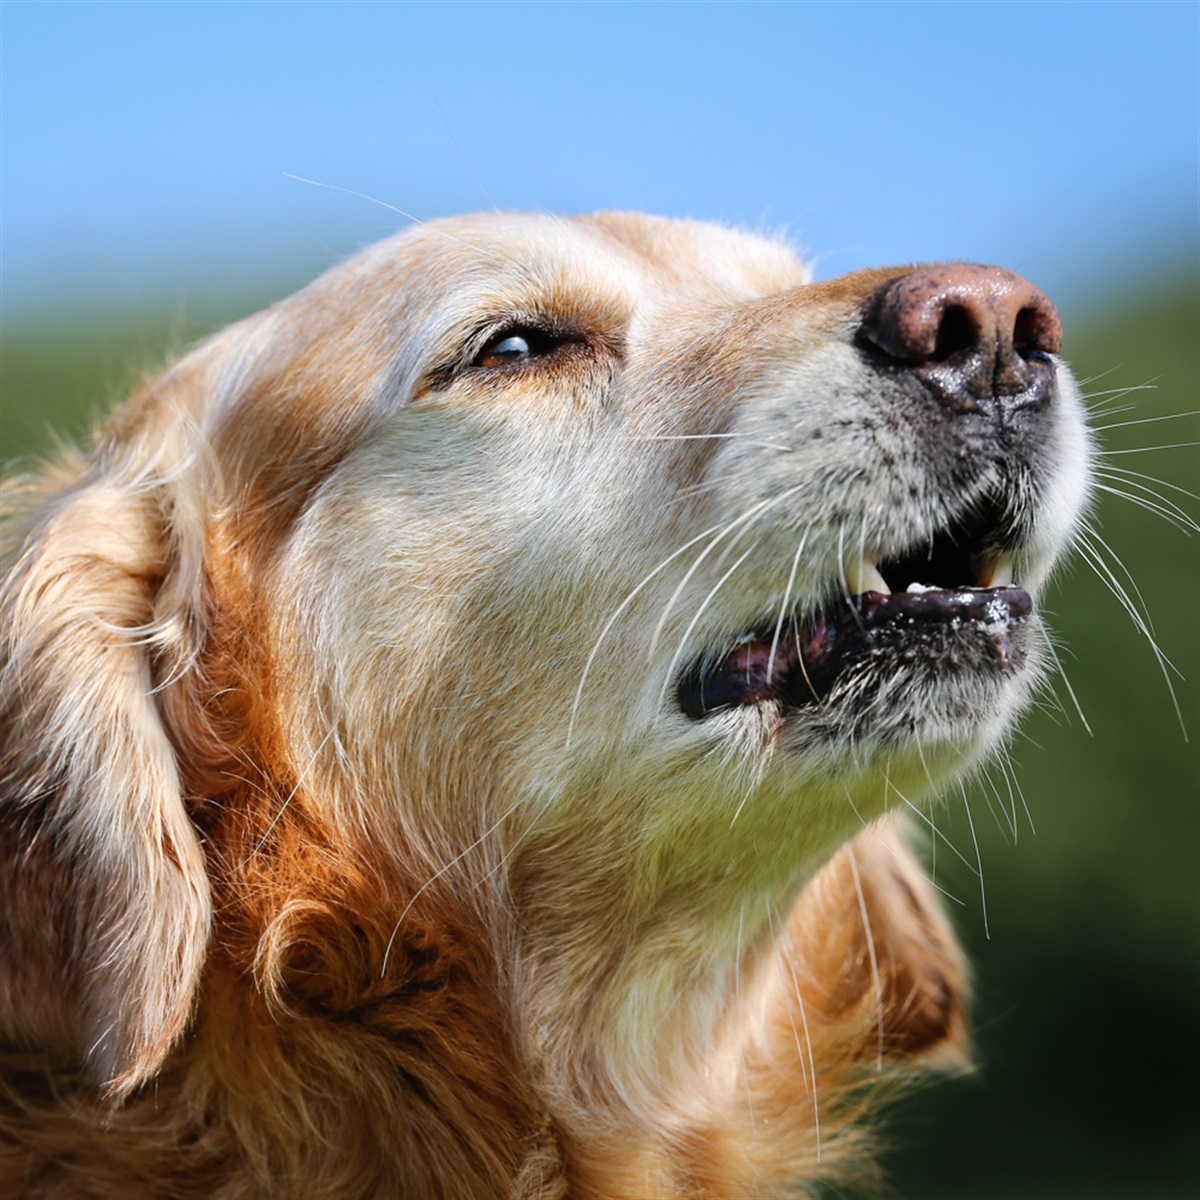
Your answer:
[0,213,1090,1197]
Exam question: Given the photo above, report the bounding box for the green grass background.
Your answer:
[2,276,1197,1199]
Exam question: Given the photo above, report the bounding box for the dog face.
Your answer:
[230,214,1087,863]
[0,212,1090,1193]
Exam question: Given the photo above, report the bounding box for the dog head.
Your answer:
[1,213,1089,1181]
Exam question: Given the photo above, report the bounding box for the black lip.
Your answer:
[855,586,1031,625]
[676,586,1032,720]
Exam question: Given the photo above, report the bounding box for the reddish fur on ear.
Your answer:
[658,818,969,1199]
[789,818,969,1069]
[0,418,212,1099]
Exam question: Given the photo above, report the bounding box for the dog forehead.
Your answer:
[180,211,818,489]
[354,210,810,310]
[579,210,812,295]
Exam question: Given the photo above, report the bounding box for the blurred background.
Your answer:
[2,3,1196,1196]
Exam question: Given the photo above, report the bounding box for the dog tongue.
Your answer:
[679,624,811,717]
[721,640,787,693]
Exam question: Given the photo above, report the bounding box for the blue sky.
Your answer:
[2,1,1196,324]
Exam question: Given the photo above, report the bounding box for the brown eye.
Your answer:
[473,327,562,368]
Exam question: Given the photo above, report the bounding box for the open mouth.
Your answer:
[676,504,1032,720]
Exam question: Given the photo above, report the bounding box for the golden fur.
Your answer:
[0,213,1090,1196]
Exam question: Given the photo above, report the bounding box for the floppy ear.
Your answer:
[0,411,213,1100]
[816,817,970,1066]
[687,818,969,1192]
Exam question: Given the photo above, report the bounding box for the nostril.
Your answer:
[1013,303,1061,358]
[932,304,979,362]
[858,264,1062,413]
[859,265,1062,364]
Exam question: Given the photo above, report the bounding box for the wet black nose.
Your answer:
[859,264,1062,415]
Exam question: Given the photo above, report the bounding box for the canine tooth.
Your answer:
[844,558,890,596]
[905,581,937,594]
[989,558,1015,588]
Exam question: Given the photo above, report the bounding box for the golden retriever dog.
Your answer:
[0,213,1090,1197]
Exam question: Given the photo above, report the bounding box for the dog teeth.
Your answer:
[844,558,890,596]
[843,554,1017,598]
[980,556,1015,588]
[984,556,1012,585]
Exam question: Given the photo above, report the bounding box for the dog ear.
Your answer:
[1,403,213,1100]
[684,818,970,1193]
[793,815,970,1069]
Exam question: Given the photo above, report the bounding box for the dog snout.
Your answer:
[858,263,1062,417]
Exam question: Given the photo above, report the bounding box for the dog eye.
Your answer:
[473,327,562,368]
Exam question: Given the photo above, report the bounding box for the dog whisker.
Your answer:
[381,793,529,976]
[648,488,796,659]
[1031,618,1093,735]
[567,517,728,746]
[1098,440,1200,456]
[846,847,885,1072]
[766,530,809,685]
[1098,462,1199,503]
[765,900,822,1157]
[1092,475,1199,533]
[880,775,977,883]
[1075,529,1177,667]
[240,727,337,867]
[979,762,1018,843]
[958,782,990,941]
[734,905,757,1138]
[1090,408,1199,433]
